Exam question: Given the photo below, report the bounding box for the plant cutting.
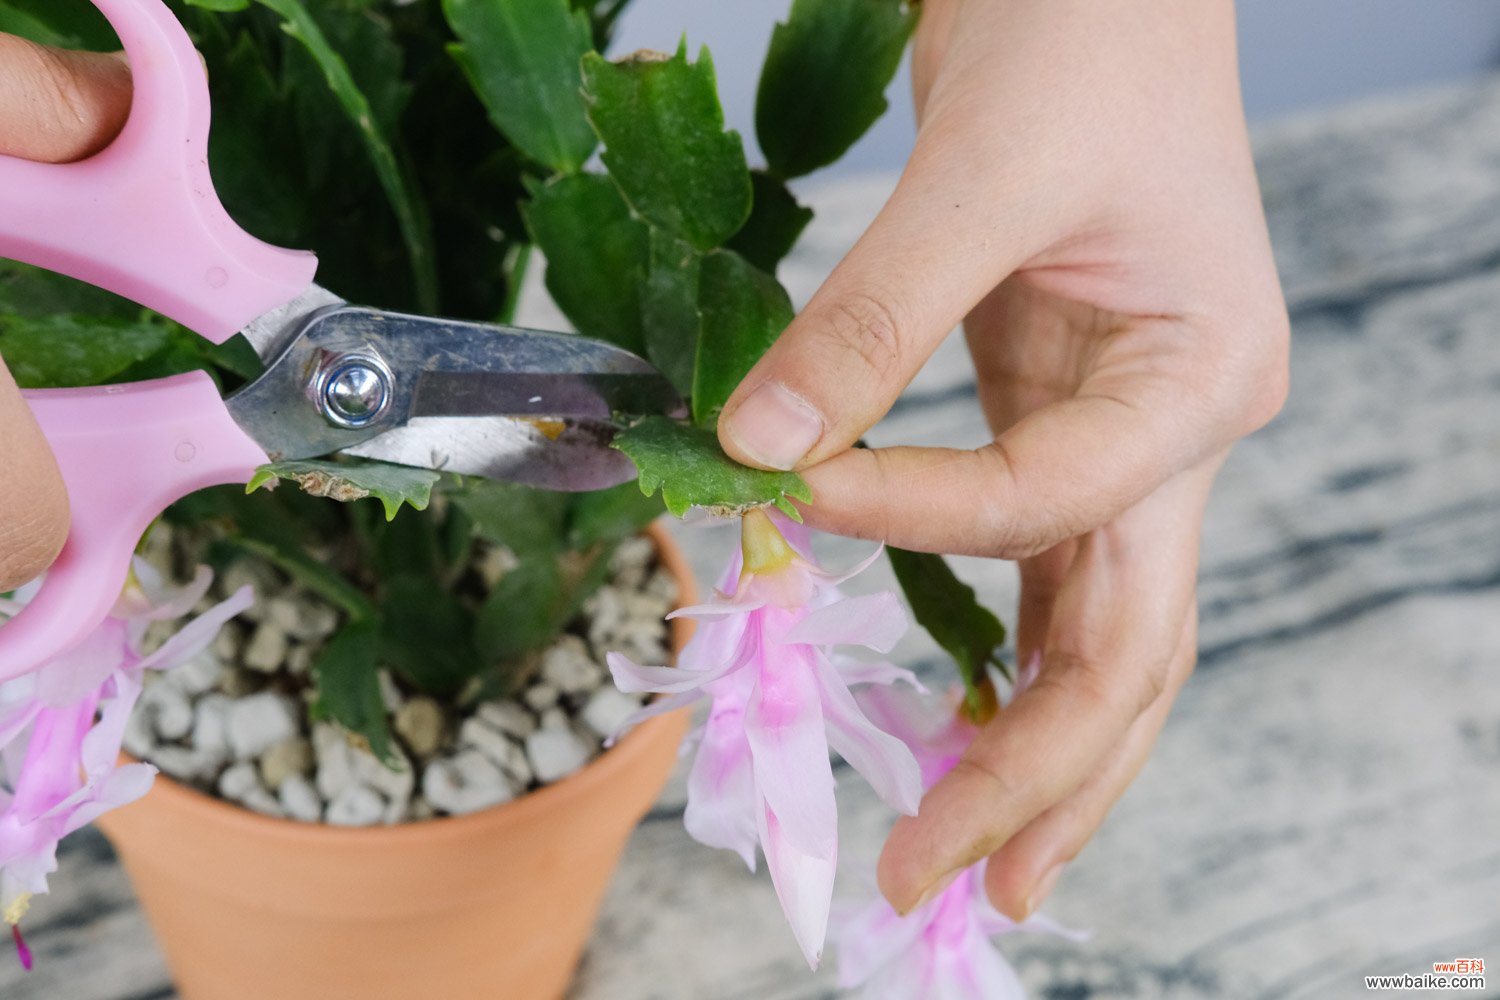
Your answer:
[0,0,1079,997]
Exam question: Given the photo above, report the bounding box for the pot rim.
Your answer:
[118,521,696,847]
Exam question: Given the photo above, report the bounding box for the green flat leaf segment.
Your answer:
[691,249,794,428]
[442,0,598,174]
[726,171,814,273]
[640,229,702,397]
[613,415,810,519]
[0,312,170,388]
[247,460,439,521]
[886,546,1009,716]
[243,0,440,312]
[582,41,753,251]
[756,0,917,180]
[522,173,649,353]
[310,618,396,764]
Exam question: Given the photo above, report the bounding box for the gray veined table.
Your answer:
[5,76,1499,1000]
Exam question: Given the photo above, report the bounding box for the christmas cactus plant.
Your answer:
[0,0,1071,993]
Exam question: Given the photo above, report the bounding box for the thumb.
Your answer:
[716,140,1055,473]
[0,359,69,592]
[0,34,132,164]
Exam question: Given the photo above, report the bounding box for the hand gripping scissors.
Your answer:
[0,0,682,679]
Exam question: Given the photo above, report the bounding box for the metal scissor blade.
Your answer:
[226,302,683,491]
[343,416,638,491]
[239,283,345,362]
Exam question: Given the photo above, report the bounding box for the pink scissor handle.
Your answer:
[0,0,316,341]
[0,374,269,681]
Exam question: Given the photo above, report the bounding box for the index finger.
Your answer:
[875,468,1210,912]
[798,312,1264,558]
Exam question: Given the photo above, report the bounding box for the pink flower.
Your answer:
[834,859,1084,999]
[834,675,1084,999]
[607,511,923,968]
[0,559,251,964]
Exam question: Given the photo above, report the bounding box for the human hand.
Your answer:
[716,0,1288,919]
[0,34,132,590]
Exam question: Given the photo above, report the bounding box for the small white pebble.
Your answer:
[191,694,232,761]
[458,718,532,787]
[523,683,559,711]
[581,687,644,739]
[378,670,403,713]
[165,651,222,698]
[325,785,384,827]
[475,700,536,738]
[525,726,593,784]
[226,692,301,760]
[278,774,322,823]
[241,786,285,819]
[217,761,260,802]
[422,750,515,816]
[540,635,602,695]
[149,745,215,784]
[395,697,446,759]
[259,736,314,791]
[140,682,193,742]
[242,622,288,673]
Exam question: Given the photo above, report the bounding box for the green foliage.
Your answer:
[691,250,794,428]
[885,547,1009,716]
[227,0,440,311]
[726,171,814,273]
[756,0,917,180]
[0,312,172,388]
[582,42,753,250]
[613,416,811,519]
[380,575,478,697]
[521,173,648,352]
[640,230,702,396]
[310,618,396,763]
[442,0,597,173]
[247,460,440,520]
[567,482,663,549]
[0,0,116,48]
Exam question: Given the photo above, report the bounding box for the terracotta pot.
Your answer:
[97,524,694,1000]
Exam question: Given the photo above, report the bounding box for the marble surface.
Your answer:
[6,77,1500,999]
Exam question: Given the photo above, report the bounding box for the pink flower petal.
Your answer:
[682,695,759,870]
[812,654,922,816]
[833,896,929,988]
[60,763,156,834]
[932,926,1027,1000]
[605,691,701,746]
[758,803,836,970]
[666,592,766,621]
[606,652,731,695]
[77,672,142,778]
[835,657,927,692]
[781,592,908,653]
[743,639,837,860]
[673,610,751,675]
[136,586,254,672]
[809,543,885,589]
[32,622,127,708]
[9,701,95,825]
[133,562,214,622]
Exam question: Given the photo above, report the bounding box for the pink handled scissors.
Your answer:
[0,0,681,680]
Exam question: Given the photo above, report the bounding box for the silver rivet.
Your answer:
[315,353,392,429]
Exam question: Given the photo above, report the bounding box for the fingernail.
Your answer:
[1024,863,1065,919]
[724,382,823,471]
[902,869,961,916]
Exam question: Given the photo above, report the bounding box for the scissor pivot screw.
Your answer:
[316,353,393,429]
